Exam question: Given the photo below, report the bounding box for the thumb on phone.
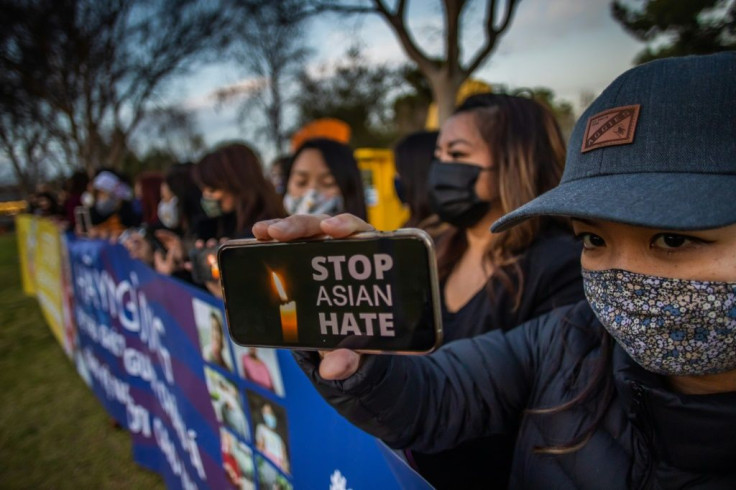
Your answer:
[318,349,361,380]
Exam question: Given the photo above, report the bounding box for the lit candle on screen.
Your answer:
[272,272,298,343]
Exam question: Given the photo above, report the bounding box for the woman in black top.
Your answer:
[397,94,583,488]
[193,142,286,241]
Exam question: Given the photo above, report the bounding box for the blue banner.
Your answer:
[65,236,431,489]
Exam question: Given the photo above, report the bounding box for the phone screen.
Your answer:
[74,206,91,234]
[190,247,220,284]
[218,231,442,354]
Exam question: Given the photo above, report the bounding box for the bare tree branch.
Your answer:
[463,0,520,77]
[371,0,438,76]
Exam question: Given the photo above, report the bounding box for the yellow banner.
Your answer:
[15,214,71,352]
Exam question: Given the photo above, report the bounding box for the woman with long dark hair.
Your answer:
[430,93,580,344]
[392,130,443,232]
[157,162,204,237]
[282,138,367,220]
[193,142,286,240]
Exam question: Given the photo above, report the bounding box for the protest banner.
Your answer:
[48,228,432,489]
[15,215,76,356]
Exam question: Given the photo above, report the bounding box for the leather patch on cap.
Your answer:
[581,104,640,153]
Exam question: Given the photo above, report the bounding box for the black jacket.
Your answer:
[415,224,584,488]
[294,300,736,489]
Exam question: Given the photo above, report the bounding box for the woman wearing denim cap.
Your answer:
[253,52,736,489]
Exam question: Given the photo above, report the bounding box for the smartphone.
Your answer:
[74,206,92,235]
[190,246,221,285]
[218,229,442,354]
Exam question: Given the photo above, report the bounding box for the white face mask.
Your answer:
[157,196,179,229]
[283,188,344,216]
[81,191,94,208]
[95,197,119,216]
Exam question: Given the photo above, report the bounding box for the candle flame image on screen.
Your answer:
[271,271,298,343]
[271,271,288,301]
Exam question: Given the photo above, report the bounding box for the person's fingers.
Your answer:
[318,349,362,380]
[206,280,223,299]
[266,214,329,242]
[154,229,176,240]
[155,230,180,248]
[320,213,375,238]
[252,219,283,240]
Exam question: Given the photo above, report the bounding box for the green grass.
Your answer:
[0,232,165,489]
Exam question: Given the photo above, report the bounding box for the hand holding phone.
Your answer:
[255,214,372,376]
[220,215,442,354]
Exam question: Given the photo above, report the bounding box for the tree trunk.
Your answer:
[428,70,465,125]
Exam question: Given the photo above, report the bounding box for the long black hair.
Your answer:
[164,162,202,235]
[393,130,438,227]
[288,138,367,220]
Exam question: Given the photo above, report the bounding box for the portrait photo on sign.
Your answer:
[247,390,291,474]
[205,367,250,441]
[193,298,234,372]
[256,455,292,490]
[233,345,285,397]
[220,428,256,490]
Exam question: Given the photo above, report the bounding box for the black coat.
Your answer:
[414,224,584,488]
[294,300,736,489]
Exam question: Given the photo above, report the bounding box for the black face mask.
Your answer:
[393,176,407,204]
[428,160,492,228]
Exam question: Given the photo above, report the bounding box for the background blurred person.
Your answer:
[392,130,443,233]
[62,171,90,230]
[193,142,286,241]
[32,191,62,218]
[269,155,291,196]
[158,162,204,237]
[152,144,284,295]
[88,169,141,238]
[283,138,367,219]
[134,171,164,226]
[409,92,585,488]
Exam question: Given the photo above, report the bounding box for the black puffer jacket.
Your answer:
[294,300,736,489]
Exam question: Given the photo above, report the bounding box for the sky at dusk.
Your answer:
[176,0,644,161]
[0,1,646,183]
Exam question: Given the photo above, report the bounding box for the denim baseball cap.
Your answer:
[492,52,736,232]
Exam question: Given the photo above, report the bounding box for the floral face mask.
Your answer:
[583,268,736,376]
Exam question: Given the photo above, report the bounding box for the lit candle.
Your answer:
[272,272,298,343]
[206,253,220,280]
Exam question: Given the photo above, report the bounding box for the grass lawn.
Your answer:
[0,232,165,489]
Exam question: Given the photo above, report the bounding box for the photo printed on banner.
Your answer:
[205,367,250,441]
[247,391,291,474]
[233,346,285,397]
[257,455,292,490]
[220,428,256,490]
[193,298,234,372]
